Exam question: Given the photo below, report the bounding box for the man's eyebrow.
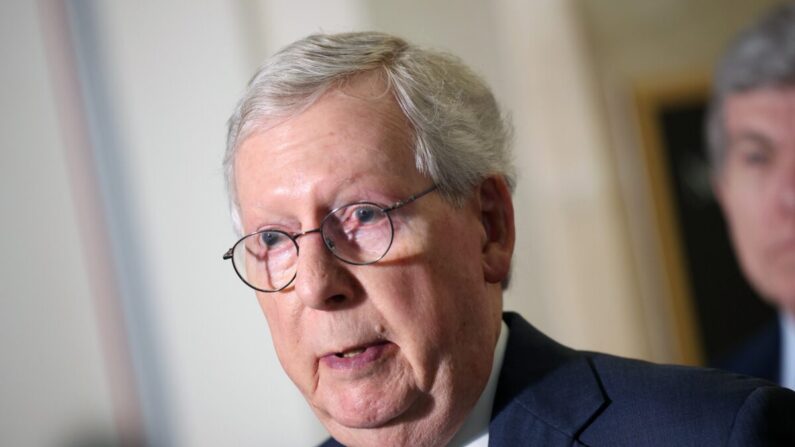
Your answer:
[727,131,774,151]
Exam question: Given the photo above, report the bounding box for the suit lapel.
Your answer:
[489,313,607,447]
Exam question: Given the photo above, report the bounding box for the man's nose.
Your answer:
[293,232,355,310]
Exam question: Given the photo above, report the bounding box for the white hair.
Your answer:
[224,31,515,234]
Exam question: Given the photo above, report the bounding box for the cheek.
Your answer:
[257,295,312,378]
[727,211,763,268]
[365,258,463,334]
[367,263,441,332]
[723,169,781,225]
[381,230,486,342]
[721,195,776,295]
[257,294,282,332]
[724,187,766,244]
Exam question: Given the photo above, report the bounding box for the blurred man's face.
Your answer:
[233,75,508,446]
[716,86,795,314]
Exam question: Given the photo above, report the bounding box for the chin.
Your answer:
[318,383,461,447]
[325,417,447,447]
[320,412,407,447]
[326,409,399,430]
[316,388,421,431]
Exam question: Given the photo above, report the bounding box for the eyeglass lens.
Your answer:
[232,202,394,292]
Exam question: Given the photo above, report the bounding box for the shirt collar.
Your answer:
[446,321,510,447]
[780,311,795,390]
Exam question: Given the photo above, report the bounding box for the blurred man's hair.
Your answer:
[706,2,795,173]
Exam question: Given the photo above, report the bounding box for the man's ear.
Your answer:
[477,176,515,284]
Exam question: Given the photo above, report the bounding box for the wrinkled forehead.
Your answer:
[240,86,414,168]
[232,77,426,225]
[238,72,414,163]
[723,86,795,147]
[239,70,406,142]
[725,85,795,121]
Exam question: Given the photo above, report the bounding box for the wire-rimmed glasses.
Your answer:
[223,185,437,292]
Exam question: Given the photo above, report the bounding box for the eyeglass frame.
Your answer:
[223,184,438,293]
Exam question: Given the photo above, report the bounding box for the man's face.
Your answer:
[233,76,507,445]
[716,86,795,314]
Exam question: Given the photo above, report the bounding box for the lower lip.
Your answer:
[321,342,392,370]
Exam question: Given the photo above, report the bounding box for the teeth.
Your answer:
[337,348,366,358]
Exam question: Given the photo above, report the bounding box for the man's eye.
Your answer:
[742,149,771,166]
[730,137,774,169]
[353,205,381,224]
[260,231,286,248]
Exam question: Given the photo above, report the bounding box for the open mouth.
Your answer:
[323,341,392,369]
[335,347,367,358]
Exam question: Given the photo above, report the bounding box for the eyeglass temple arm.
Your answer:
[384,185,438,212]
[223,248,233,260]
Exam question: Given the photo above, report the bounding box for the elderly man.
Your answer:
[709,2,795,389]
[223,32,794,446]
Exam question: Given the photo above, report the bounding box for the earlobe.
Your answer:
[478,176,516,284]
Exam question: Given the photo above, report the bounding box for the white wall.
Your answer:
[0,1,116,445]
[85,1,328,445]
[491,0,648,357]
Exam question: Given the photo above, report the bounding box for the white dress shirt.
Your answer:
[446,321,509,447]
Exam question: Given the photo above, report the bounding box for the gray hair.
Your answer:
[224,31,514,234]
[706,2,795,174]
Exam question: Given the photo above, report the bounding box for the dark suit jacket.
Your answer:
[714,318,780,384]
[320,312,795,446]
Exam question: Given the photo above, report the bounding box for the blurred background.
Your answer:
[1,0,785,445]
